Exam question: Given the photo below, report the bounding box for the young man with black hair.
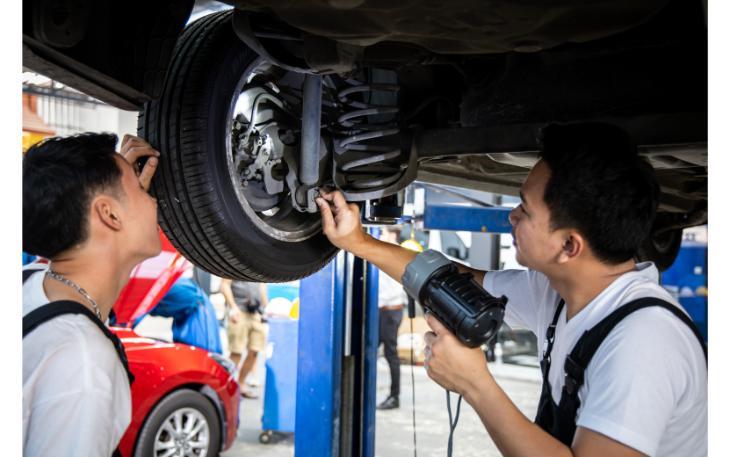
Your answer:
[22,133,161,456]
[315,123,707,457]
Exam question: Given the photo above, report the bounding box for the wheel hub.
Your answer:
[225,59,325,243]
[231,93,291,212]
[154,407,210,457]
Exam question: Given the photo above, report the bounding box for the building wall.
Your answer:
[36,97,138,140]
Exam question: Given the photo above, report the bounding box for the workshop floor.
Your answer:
[221,358,541,457]
[135,316,542,456]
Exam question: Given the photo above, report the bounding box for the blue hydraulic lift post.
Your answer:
[363,228,381,457]
[295,239,379,457]
[295,253,346,457]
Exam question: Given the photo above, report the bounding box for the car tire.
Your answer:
[636,228,682,272]
[134,389,221,457]
[138,10,338,281]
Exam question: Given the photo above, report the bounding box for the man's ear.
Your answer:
[557,230,584,264]
[91,195,123,231]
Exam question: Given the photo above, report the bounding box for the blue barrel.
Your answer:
[262,318,299,433]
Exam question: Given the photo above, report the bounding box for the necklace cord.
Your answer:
[45,270,103,321]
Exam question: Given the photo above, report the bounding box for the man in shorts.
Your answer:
[221,279,268,399]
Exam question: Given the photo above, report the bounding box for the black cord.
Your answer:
[410,317,418,457]
[446,390,463,457]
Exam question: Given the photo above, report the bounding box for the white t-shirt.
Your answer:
[22,266,132,457]
[378,269,408,308]
[484,262,707,456]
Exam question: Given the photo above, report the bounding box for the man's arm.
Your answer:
[315,190,485,284]
[258,283,268,311]
[220,278,240,322]
[424,314,646,457]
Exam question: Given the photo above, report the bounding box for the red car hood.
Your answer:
[112,230,191,326]
[111,327,177,351]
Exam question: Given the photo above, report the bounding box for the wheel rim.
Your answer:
[225,57,323,243]
[153,407,210,457]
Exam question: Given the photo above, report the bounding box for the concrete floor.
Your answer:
[135,315,542,456]
[220,358,541,457]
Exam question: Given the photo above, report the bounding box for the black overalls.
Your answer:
[534,297,708,446]
[22,268,135,457]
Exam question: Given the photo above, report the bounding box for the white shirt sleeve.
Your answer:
[483,268,558,335]
[576,309,695,456]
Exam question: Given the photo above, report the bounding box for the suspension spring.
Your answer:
[335,81,405,192]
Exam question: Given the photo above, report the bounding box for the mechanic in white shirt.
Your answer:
[315,122,707,457]
[376,227,409,410]
[22,133,161,456]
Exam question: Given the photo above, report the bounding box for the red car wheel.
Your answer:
[134,389,222,457]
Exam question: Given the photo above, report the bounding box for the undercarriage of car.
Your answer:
[23,0,707,279]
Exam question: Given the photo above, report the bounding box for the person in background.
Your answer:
[137,276,223,354]
[376,227,409,410]
[221,278,268,399]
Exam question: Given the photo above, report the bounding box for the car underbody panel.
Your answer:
[232,0,672,54]
[23,0,708,277]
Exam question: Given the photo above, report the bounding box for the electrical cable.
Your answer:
[446,390,463,457]
[409,315,418,457]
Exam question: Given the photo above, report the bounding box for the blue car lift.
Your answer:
[292,199,513,457]
[292,200,514,457]
[295,243,381,457]
[423,204,513,234]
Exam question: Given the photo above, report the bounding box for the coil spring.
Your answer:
[335,81,404,190]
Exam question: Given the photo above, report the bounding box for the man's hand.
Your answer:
[423,313,492,396]
[229,306,241,324]
[120,134,160,192]
[315,190,370,254]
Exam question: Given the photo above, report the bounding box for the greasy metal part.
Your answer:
[225,59,322,243]
[300,74,323,187]
[283,136,329,214]
[22,39,148,111]
[32,0,91,48]
[232,9,315,74]
[414,124,542,160]
[231,0,671,54]
[414,114,707,162]
[23,0,194,109]
[303,35,361,74]
[333,77,417,201]
[361,191,405,225]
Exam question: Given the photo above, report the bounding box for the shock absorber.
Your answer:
[333,77,408,200]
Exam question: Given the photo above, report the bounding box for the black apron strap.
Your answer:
[553,297,707,445]
[563,297,707,397]
[534,298,566,440]
[537,296,707,446]
[22,268,38,283]
[540,298,565,376]
[23,300,136,385]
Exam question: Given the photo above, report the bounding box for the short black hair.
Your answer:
[23,133,122,259]
[538,122,660,264]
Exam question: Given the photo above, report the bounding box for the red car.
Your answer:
[112,232,240,457]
